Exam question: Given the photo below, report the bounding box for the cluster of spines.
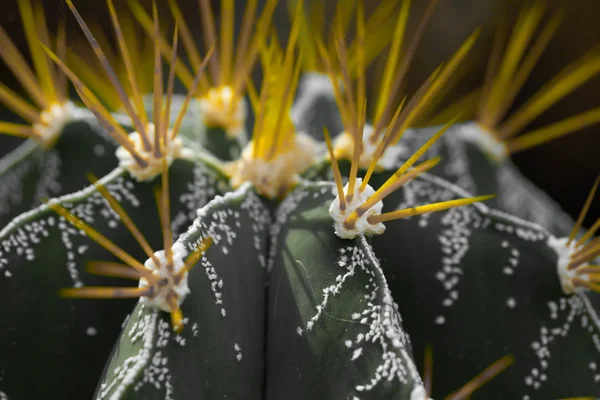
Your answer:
[129,0,278,132]
[292,0,403,77]
[564,176,600,293]
[324,126,492,238]
[0,0,69,145]
[49,158,212,333]
[315,0,479,168]
[477,1,600,154]
[316,1,491,237]
[245,2,304,162]
[44,0,211,173]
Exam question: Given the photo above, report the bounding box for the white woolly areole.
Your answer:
[329,177,385,239]
[198,86,247,137]
[547,236,590,294]
[115,124,183,182]
[229,131,319,198]
[457,121,508,162]
[333,124,406,169]
[32,101,79,146]
[410,385,430,400]
[138,242,189,313]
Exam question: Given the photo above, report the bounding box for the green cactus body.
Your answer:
[266,181,423,399]
[291,73,345,142]
[0,110,124,228]
[1,0,600,399]
[0,158,227,398]
[96,183,269,399]
[365,170,600,398]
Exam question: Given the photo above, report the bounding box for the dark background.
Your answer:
[0,0,599,227]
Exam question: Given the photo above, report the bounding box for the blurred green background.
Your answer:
[0,0,598,226]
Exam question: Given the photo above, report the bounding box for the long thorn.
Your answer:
[180,236,214,278]
[576,217,600,248]
[107,0,149,128]
[373,0,439,138]
[66,0,150,149]
[506,106,600,153]
[163,23,180,147]
[568,175,600,245]
[171,47,214,139]
[42,44,147,166]
[86,261,143,280]
[348,157,441,228]
[167,291,184,333]
[87,173,160,267]
[0,82,40,123]
[198,0,220,82]
[0,122,35,138]
[370,195,494,224]
[324,127,346,212]
[47,201,154,279]
[0,25,47,109]
[19,0,57,103]
[152,1,164,157]
[573,278,600,294]
[424,345,433,397]
[60,286,152,299]
[444,355,514,400]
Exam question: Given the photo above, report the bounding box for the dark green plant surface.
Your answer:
[0,116,119,229]
[367,170,600,398]
[291,73,344,142]
[199,126,244,161]
[0,159,227,399]
[96,183,270,399]
[266,181,423,399]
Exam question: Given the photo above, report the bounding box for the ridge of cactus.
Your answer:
[95,181,270,399]
[0,155,228,398]
[265,180,424,398]
[366,167,600,397]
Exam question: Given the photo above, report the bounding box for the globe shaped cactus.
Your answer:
[0,0,599,399]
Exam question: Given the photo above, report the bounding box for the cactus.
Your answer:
[0,1,599,399]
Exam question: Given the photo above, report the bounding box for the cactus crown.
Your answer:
[227,4,320,199]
